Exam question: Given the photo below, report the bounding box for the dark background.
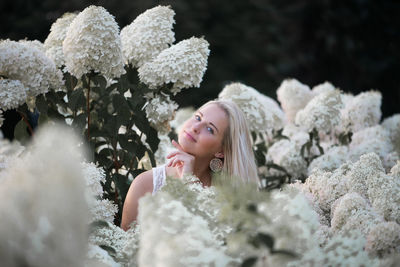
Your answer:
[1,0,399,129]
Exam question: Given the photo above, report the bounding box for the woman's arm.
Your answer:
[120,170,153,231]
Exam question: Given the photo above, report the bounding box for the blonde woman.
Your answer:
[121,100,259,230]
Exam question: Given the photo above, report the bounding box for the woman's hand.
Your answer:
[166,140,195,178]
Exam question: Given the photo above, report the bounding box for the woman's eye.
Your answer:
[207,127,214,134]
[195,115,201,121]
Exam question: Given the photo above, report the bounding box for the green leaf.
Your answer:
[241,257,258,267]
[68,88,85,111]
[64,72,78,90]
[36,94,48,116]
[14,119,30,143]
[92,74,107,89]
[72,113,86,131]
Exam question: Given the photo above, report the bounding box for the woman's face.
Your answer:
[178,103,228,159]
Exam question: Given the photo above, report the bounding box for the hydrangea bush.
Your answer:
[1,4,400,267]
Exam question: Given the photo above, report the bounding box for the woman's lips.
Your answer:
[184,131,196,142]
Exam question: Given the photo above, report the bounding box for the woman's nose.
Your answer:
[192,122,201,133]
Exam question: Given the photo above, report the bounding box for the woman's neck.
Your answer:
[192,158,212,187]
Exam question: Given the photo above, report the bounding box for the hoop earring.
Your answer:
[209,158,223,172]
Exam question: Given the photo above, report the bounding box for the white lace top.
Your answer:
[152,164,167,195]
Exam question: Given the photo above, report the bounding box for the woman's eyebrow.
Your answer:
[198,111,219,133]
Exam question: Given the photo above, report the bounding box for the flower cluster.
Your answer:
[44,13,77,68]
[340,91,382,132]
[121,5,175,68]
[63,5,125,79]
[218,82,285,133]
[276,78,313,122]
[295,89,343,133]
[382,114,400,153]
[0,79,28,110]
[144,93,178,134]
[0,124,89,266]
[138,37,210,94]
[0,40,64,102]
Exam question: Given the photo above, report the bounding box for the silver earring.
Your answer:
[209,158,223,172]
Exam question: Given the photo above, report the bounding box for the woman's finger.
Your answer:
[172,140,185,152]
[166,150,180,159]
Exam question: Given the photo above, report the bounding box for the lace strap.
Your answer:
[152,165,166,195]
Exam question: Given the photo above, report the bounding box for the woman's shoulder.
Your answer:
[131,169,154,193]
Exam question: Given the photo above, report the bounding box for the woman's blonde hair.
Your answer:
[200,100,260,185]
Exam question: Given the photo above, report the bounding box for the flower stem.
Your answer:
[17,111,34,136]
[87,75,91,140]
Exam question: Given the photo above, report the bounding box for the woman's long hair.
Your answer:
[200,100,260,185]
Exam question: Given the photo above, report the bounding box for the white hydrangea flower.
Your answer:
[154,134,175,166]
[0,124,89,266]
[259,93,287,130]
[89,199,118,223]
[364,157,400,224]
[0,79,28,110]
[266,139,307,179]
[18,39,46,53]
[145,93,178,134]
[311,81,335,96]
[349,125,394,168]
[382,114,400,153]
[63,5,125,79]
[86,244,119,267]
[346,152,385,199]
[276,78,313,123]
[295,89,343,132]
[0,138,25,172]
[331,192,383,235]
[366,222,400,257]
[82,162,106,197]
[0,40,64,99]
[44,12,77,68]
[289,231,381,267]
[340,91,382,132]
[218,82,272,133]
[170,106,195,134]
[308,145,349,173]
[303,165,350,214]
[138,37,210,93]
[138,192,236,267]
[121,5,175,67]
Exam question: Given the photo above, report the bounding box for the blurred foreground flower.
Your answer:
[0,124,89,267]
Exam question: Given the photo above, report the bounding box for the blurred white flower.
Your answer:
[219,82,269,133]
[276,78,313,123]
[154,134,175,166]
[0,79,28,110]
[0,124,89,267]
[121,5,175,68]
[349,125,394,168]
[366,222,400,257]
[382,114,400,153]
[18,39,46,53]
[295,89,343,133]
[138,192,235,267]
[86,244,119,267]
[145,93,178,134]
[63,5,125,79]
[340,91,382,132]
[259,93,286,130]
[138,37,210,93]
[0,40,64,99]
[308,145,349,173]
[44,12,77,68]
[267,139,307,179]
[311,81,335,96]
